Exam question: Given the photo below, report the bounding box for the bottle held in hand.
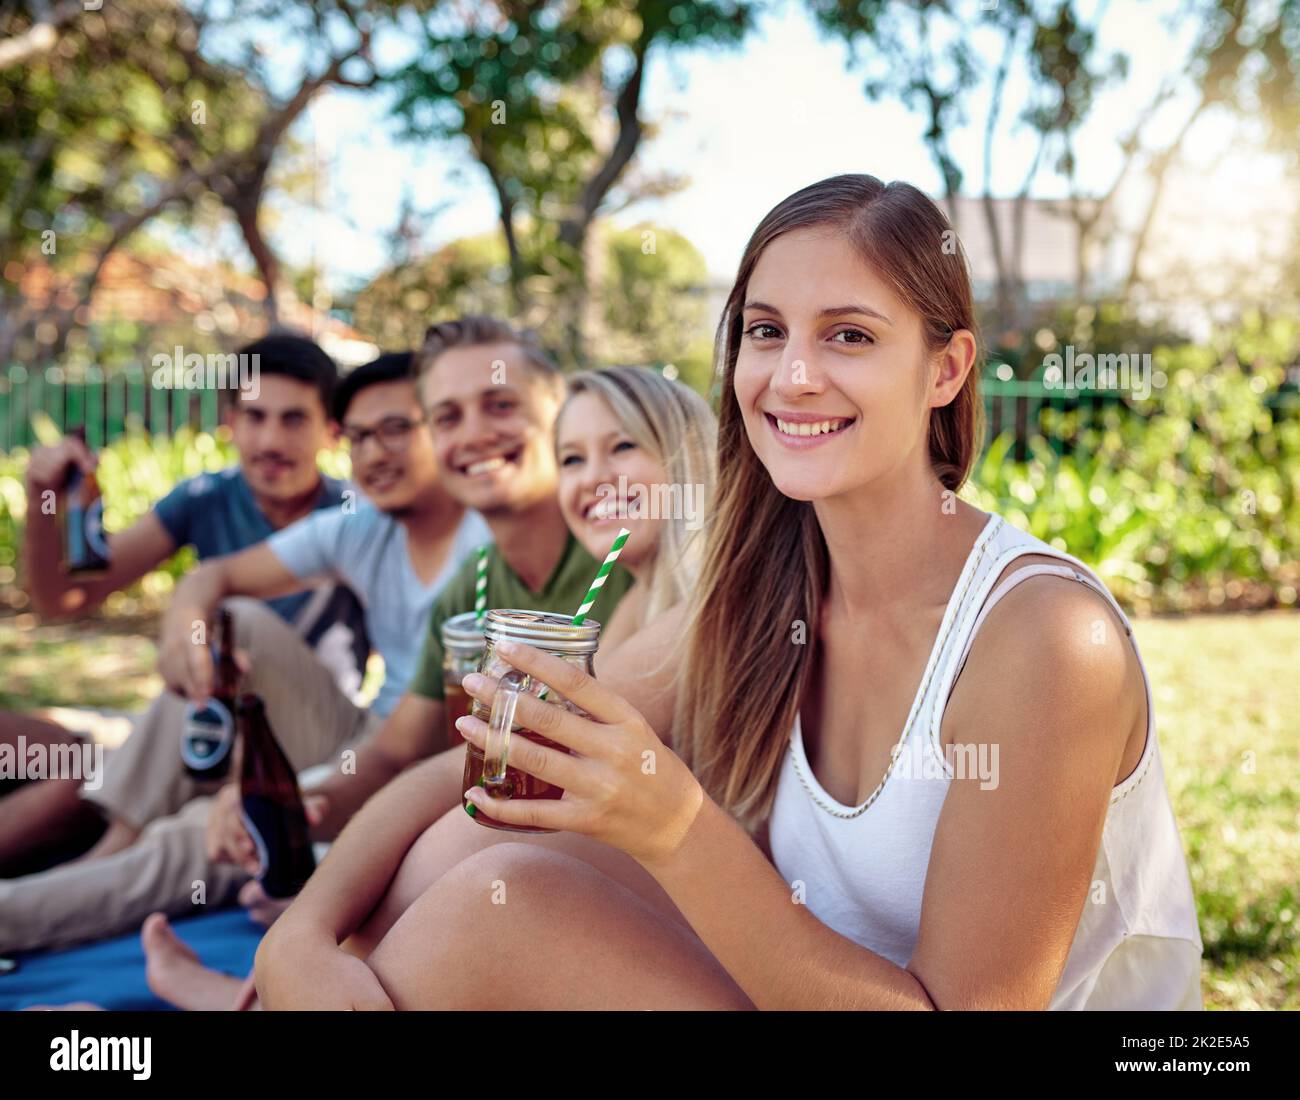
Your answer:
[181,607,240,778]
[237,693,316,898]
[63,427,110,575]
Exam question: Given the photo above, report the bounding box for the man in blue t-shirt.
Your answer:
[21,332,369,679]
[0,334,368,876]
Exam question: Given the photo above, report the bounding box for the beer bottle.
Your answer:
[237,693,316,899]
[180,608,240,778]
[64,427,110,575]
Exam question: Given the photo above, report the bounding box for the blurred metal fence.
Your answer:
[2,362,1297,458]
[0,365,228,450]
[980,377,1131,461]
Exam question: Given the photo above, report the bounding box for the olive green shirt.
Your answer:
[408,533,636,700]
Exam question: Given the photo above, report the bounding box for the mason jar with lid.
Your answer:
[463,609,601,834]
[441,612,487,752]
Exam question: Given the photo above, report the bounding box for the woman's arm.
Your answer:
[456,577,1140,1010]
[651,577,1138,1009]
[254,744,467,1009]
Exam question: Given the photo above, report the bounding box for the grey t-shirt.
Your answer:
[153,466,370,687]
[267,499,491,716]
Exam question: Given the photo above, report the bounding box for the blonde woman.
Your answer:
[555,366,716,654]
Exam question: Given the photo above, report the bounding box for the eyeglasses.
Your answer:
[341,415,426,454]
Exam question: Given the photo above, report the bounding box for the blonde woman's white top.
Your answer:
[768,512,1204,1010]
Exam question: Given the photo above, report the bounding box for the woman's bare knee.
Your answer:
[366,844,752,1010]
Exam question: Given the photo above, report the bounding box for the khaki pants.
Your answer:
[0,597,380,954]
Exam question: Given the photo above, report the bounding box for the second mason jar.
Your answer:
[441,611,487,753]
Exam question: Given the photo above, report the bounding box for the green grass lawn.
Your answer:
[1,608,1296,1009]
[1133,612,1299,1010]
[0,612,162,712]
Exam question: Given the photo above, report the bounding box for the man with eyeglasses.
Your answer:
[0,353,489,956]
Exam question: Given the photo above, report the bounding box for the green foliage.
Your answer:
[963,324,1300,612]
[387,0,756,364]
[350,233,515,352]
[350,225,715,391]
[601,223,714,393]
[0,0,265,366]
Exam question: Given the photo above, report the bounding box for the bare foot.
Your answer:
[75,818,141,863]
[141,912,244,1011]
[239,879,292,928]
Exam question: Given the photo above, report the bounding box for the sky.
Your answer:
[256,0,1284,295]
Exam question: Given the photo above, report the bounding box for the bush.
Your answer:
[2,323,1296,617]
[963,323,1300,613]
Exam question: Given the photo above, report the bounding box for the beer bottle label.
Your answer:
[181,698,235,773]
[240,794,315,899]
[65,496,88,567]
[84,497,110,560]
[240,798,274,881]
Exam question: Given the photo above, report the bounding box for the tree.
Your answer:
[0,0,254,366]
[809,0,1300,341]
[0,0,400,368]
[600,223,712,391]
[349,232,515,351]
[390,0,756,366]
[348,222,713,392]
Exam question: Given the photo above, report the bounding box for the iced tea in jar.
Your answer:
[462,609,600,834]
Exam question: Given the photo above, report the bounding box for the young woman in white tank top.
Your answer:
[375,175,1204,1011]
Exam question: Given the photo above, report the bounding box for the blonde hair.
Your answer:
[673,174,983,832]
[559,367,717,629]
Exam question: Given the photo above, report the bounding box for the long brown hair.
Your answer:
[672,174,983,831]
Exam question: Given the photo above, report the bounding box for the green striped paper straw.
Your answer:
[537,528,629,703]
[572,527,630,625]
[474,545,489,627]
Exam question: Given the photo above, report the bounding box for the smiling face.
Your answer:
[340,379,440,514]
[555,391,669,574]
[419,341,562,515]
[733,226,968,504]
[231,374,334,503]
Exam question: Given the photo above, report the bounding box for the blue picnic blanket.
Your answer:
[0,908,263,1011]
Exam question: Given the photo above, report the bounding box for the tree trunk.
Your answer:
[230,159,283,327]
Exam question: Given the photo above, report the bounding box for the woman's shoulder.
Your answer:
[609,598,688,651]
[597,581,648,653]
[945,552,1145,769]
[595,601,689,741]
